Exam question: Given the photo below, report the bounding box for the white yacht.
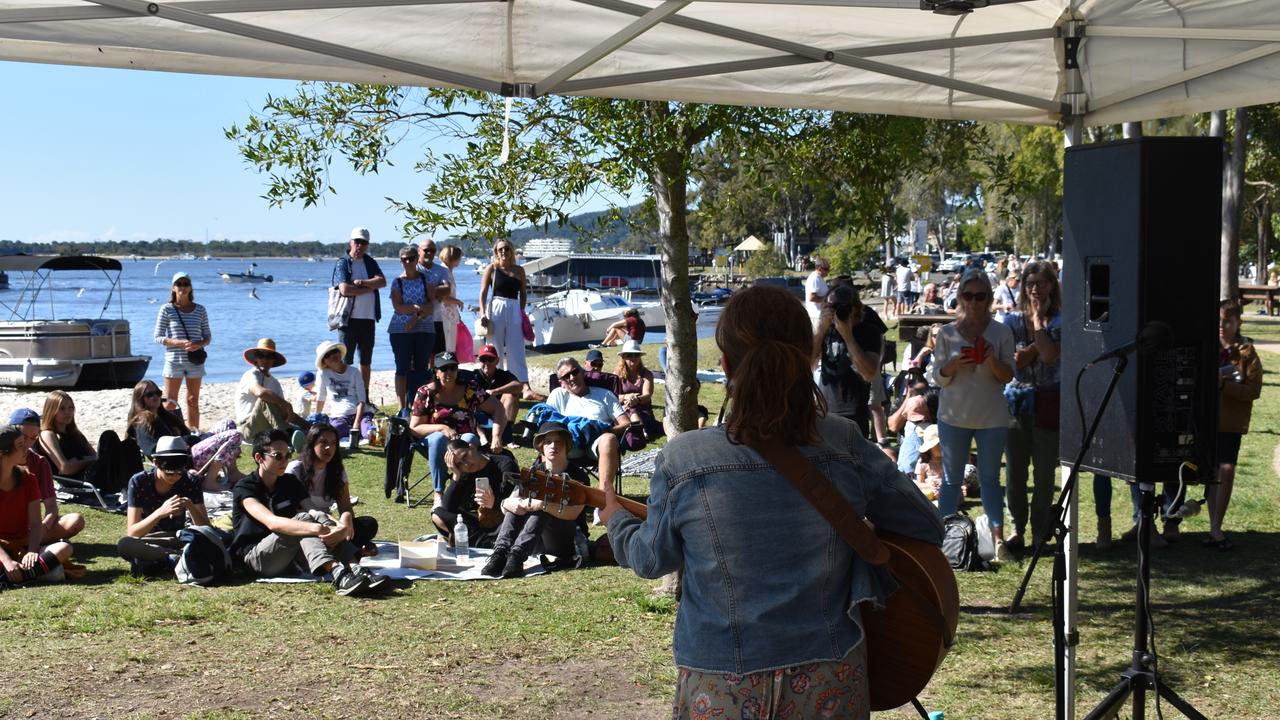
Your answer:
[526,288,664,349]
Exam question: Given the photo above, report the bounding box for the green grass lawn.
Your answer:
[3,342,1279,719]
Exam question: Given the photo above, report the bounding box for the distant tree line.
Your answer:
[0,239,408,259]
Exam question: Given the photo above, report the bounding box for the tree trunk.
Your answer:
[1219,108,1248,300]
[648,103,699,437]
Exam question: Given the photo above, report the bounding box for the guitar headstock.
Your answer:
[514,467,591,507]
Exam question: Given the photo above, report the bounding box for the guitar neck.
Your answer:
[579,485,649,519]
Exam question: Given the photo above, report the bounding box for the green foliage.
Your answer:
[740,247,788,278]
[823,228,881,275]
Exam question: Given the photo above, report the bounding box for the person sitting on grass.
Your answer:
[235,338,310,442]
[312,340,367,451]
[483,421,587,579]
[127,380,244,491]
[914,424,943,502]
[544,357,630,497]
[117,436,210,577]
[1,425,74,588]
[286,423,379,559]
[37,389,136,494]
[432,436,519,549]
[9,408,83,544]
[229,429,386,597]
[597,307,646,348]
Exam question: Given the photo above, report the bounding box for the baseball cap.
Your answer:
[297,370,316,387]
[350,227,371,242]
[171,271,191,284]
[8,408,38,426]
[478,344,499,359]
[435,351,459,369]
[585,349,604,363]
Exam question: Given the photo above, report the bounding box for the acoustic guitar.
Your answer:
[514,467,960,711]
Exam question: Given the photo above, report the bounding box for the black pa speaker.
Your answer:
[1060,137,1220,482]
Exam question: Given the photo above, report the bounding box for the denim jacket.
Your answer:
[607,414,944,675]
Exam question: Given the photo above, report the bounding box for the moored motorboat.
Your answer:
[220,262,273,283]
[526,288,664,349]
[0,255,150,389]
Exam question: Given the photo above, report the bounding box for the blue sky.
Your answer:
[0,62,466,245]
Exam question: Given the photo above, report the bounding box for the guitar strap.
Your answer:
[751,439,890,566]
[753,438,955,650]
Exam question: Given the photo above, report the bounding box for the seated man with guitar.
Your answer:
[481,422,585,579]
[599,286,951,719]
[432,436,519,549]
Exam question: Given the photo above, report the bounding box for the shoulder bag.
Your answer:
[750,439,959,712]
[172,305,207,365]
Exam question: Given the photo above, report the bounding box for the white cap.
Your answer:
[350,227,371,241]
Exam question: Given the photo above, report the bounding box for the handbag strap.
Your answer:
[751,439,890,566]
[172,304,195,342]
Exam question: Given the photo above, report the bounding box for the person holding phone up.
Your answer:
[432,437,519,549]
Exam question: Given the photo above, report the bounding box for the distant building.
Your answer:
[521,238,574,258]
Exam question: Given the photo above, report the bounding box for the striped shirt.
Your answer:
[154,303,211,365]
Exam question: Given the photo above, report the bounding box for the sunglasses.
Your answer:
[156,461,190,474]
[495,247,512,254]
[438,365,459,373]
[400,256,417,263]
[352,239,369,245]
[264,450,291,461]
[479,356,498,362]
[144,390,162,399]
[558,367,582,381]
[961,292,990,302]
[173,280,191,287]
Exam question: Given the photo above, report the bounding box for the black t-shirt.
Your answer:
[818,306,887,419]
[230,471,309,560]
[474,367,519,394]
[443,451,520,521]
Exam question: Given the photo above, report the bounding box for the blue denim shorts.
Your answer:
[163,359,207,379]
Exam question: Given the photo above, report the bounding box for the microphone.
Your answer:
[1088,321,1174,366]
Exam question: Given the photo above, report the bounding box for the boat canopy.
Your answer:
[0,255,123,273]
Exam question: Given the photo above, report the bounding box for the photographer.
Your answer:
[814,282,886,440]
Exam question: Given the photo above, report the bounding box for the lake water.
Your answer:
[1,256,711,388]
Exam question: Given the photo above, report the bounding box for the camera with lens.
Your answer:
[827,284,858,322]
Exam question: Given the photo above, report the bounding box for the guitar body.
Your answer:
[862,530,960,711]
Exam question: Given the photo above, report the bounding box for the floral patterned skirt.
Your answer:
[672,642,868,720]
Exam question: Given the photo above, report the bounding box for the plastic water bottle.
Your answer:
[453,515,470,566]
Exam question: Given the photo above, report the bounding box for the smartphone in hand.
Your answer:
[476,476,491,493]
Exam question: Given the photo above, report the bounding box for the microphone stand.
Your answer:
[1009,355,1128,720]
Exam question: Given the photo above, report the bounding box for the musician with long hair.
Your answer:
[600,285,942,719]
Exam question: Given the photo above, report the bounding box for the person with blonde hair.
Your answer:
[478,239,528,386]
[928,267,1016,561]
[600,284,942,719]
[437,244,467,355]
[37,390,133,493]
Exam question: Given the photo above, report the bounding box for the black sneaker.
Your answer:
[481,550,508,578]
[332,568,368,597]
[501,553,527,579]
[353,565,389,591]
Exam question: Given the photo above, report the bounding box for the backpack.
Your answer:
[174,526,232,586]
[941,512,989,572]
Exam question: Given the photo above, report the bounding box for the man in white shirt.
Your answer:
[334,227,387,397]
[804,257,830,326]
[545,357,629,491]
[236,338,309,440]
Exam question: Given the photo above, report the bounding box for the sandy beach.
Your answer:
[0,364,557,441]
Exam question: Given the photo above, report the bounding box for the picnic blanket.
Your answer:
[253,538,546,582]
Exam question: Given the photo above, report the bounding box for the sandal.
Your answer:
[1215,538,1234,552]
[1201,536,1225,548]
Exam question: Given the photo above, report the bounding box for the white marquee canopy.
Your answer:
[2,0,1280,126]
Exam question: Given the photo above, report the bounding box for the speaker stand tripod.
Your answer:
[1082,480,1208,720]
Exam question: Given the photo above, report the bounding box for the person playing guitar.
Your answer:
[598,284,950,719]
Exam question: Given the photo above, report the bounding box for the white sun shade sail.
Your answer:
[2,0,1280,125]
